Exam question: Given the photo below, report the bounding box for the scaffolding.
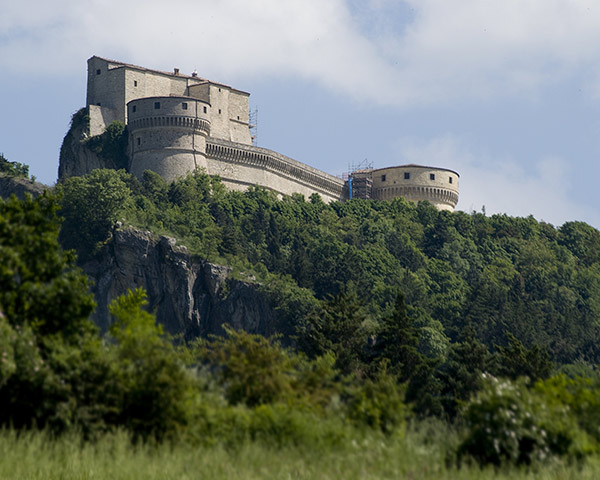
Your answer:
[348,159,374,199]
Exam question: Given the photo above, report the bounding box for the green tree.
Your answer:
[109,288,198,441]
[58,169,133,254]
[0,153,29,178]
[494,332,554,382]
[437,323,493,418]
[372,293,441,416]
[0,193,95,338]
[296,287,369,375]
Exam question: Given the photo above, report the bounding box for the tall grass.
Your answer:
[1,426,600,480]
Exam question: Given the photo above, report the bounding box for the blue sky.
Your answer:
[1,0,600,228]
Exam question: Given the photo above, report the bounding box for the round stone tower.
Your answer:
[371,164,459,211]
[127,96,211,182]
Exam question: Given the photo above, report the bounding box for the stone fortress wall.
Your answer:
[85,56,458,209]
[369,165,459,211]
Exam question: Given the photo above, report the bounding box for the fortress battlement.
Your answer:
[77,56,458,209]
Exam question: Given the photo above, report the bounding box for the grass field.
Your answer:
[1,426,600,480]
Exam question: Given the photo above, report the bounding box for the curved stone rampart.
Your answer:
[371,165,459,211]
[206,138,345,203]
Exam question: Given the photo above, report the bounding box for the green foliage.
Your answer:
[345,367,406,434]
[85,121,129,169]
[457,375,591,467]
[109,288,198,441]
[0,152,29,178]
[437,323,493,418]
[199,326,297,407]
[494,332,554,382]
[58,168,134,254]
[296,287,369,375]
[0,193,95,338]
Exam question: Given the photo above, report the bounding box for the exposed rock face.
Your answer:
[58,111,108,180]
[82,226,279,339]
[0,175,47,200]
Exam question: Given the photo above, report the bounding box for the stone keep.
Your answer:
[85,56,459,210]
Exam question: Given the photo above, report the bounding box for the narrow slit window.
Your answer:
[132,105,137,113]
[449,177,453,184]
[430,173,435,180]
[381,174,386,182]
[137,137,141,146]
[134,80,138,87]
[203,106,207,114]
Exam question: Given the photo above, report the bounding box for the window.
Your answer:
[430,173,435,180]
[134,80,138,87]
[154,102,161,109]
[404,172,410,180]
[137,137,141,146]
[237,115,240,120]
[381,174,386,182]
[449,177,453,184]
[218,109,222,114]
[203,106,207,114]
[96,69,101,75]
[132,105,137,113]
[182,102,188,110]
[97,103,101,106]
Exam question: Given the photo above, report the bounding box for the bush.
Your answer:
[345,368,406,435]
[457,374,590,466]
[109,288,199,441]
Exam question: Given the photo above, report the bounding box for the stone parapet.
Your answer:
[206,138,345,202]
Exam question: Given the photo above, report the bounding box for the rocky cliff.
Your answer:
[82,226,280,339]
[58,109,110,180]
[0,174,47,200]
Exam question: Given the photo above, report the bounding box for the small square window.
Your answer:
[381,174,386,182]
[404,172,410,180]
[182,102,188,110]
[203,106,207,114]
[449,177,453,184]
[96,69,101,75]
[154,102,161,109]
[430,173,435,180]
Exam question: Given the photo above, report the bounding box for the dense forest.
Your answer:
[3,156,600,475]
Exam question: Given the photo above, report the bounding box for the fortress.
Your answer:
[83,56,459,210]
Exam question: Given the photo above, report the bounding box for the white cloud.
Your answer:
[4,0,600,106]
[393,135,600,228]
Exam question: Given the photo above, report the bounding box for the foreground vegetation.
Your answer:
[4,152,600,474]
[4,426,600,480]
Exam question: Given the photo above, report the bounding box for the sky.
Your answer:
[1,0,600,229]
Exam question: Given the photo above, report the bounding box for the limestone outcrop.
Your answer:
[58,111,113,180]
[0,174,47,200]
[82,226,279,339]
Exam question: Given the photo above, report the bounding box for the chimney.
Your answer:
[174,68,180,75]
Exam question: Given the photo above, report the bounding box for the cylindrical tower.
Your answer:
[128,96,211,182]
[371,165,459,211]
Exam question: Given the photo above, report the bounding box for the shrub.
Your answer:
[345,368,407,435]
[457,374,590,466]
